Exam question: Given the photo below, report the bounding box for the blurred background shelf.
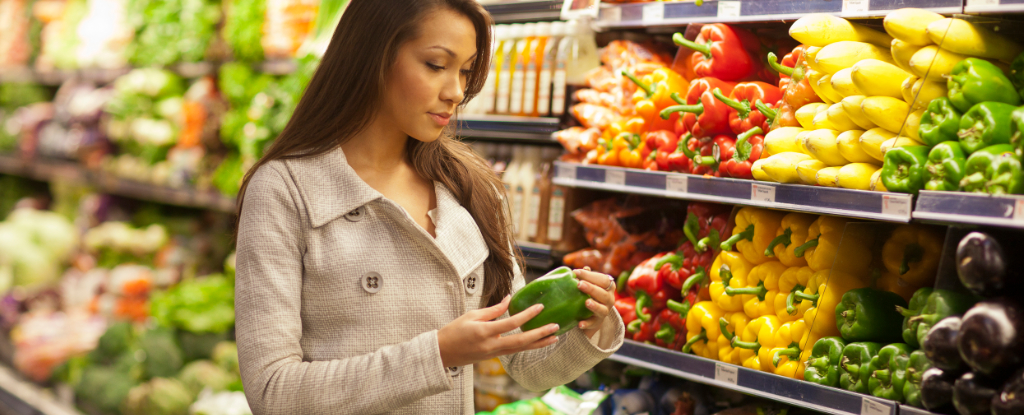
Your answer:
[516,240,556,270]
[0,363,81,415]
[913,190,1024,228]
[457,114,563,145]
[481,0,565,24]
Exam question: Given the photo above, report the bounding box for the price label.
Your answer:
[881,195,911,217]
[667,175,688,194]
[751,183,776,203]
[557,163,576,181]
[601,5,622,22]
[714,363,739,385]
[717,1,741,18]
[606,169,626,186]
[860,398,892,415]
[966,0,999,7]
[641,2,664,22]
[842,0,870,13]
[1012,199,1024,221]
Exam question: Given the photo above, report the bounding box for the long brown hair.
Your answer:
[235,0,519,306]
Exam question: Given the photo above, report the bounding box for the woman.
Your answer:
[234,1,625,414]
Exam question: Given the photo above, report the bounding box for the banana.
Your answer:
[850,59,912,99]
[861,96,910,134]
[796,103,829,129]
[803,129,850,166]
[859,127,898,161]
[870,169,888,191]
[880,136,920,156]
[837,130,876,163]
[789,14,893,47]
[826,103,859,131]
[796,130,813,154]
[812,110,834,130]
[891,39,924,73]
[762,152,814,184]
[752,158,773,182]
[840,96,877,130]
[904,78,947,110]
[816,166,842,187]
[883,8,943,46]
[804,46,825,73]
[817,73,846,103]
[797,159,829,185]
[837,163,882,190]
[909,45,969,82]
[830,68,863,98]
[806,70,834,105]
[815,41,896,74]
[763,127,807,155]
[901,109,926,142]
[901,76,917,104]
[926,18,1023,62]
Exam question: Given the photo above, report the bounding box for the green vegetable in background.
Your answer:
[840,342,884,394]
[913,290,977,347]
[224,0,265,62]
[1010,106,1024,157]
[150,275,235,334]
[139,327,184,379]
[804,336,847,387]
[904,350,932,408]
[960,144,1021,193]
[212,341,240,375]
[868,343,912,402]
[178,360,237,396]
[882,145,931,195]
[836,288,908,343]
[123,377,193,415]
[92,321,136,363]
[179,331,229,361]
[126,0,221,66]
[947,58,1021,113]
[919,98,963,147]
[298,0,349,58]
[76,366,140,414]
[957,101,1017,154]
[897,288,933,349]
[924,142,967,192]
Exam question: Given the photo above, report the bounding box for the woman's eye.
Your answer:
[427,62,445,71]
[460,69,473,77]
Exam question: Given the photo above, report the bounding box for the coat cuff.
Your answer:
[420,330,455,392]
[584,306,625,353]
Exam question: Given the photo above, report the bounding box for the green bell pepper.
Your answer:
[919,98,963,146]
[947,58,1021,113]
[840,342,884,394]
[924,142,967,192]
[868,343,912,402]
[836,288,908,343]
[1009,52,1024,100]
[804,337,847,387]
[897,288,933,349]
[1010,106,1024,158]
[509,266,593,336]
[958,102,1017,154]
[882,145,931,195]
[986,150,1024,194]
[914,289,977,347]
[904,350,932,408]
[960,144,1018,193]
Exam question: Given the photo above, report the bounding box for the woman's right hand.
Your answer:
[437,295,560,368]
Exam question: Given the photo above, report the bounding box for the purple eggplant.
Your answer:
[957,298,1024,379]
[956,232,1020,297]
[953,372,999,415]
[924,316,966,374]
[992,367,1024,415]
[921,367,958,414]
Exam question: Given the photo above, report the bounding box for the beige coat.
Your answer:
[235,146,624,415]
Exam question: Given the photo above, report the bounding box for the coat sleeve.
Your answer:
[498,260,625,392]
[235,165,453,415]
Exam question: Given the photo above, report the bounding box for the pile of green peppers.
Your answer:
[888,56,1024,195]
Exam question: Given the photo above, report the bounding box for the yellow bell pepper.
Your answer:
[731,315,782,373]
[727,261,787,319]
[795,216,871,277]
[709,252,752,313]
[768,319,819,379]
[683,301,725,360]
[798,269,868,339]
[881,225,943,288]
[612,132,647,169]
[720,207,786,265]
[766,213,818,267]
[625,68,690,132]
[774,266,815,322]
[717,312,751,365]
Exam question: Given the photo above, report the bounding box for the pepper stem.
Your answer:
[696,229,721,253]
[719,317,735,341]
[656,325,677,343]
[900,243,924,276]
[720,224,755,251]
[725,281,768,300]
[661,103,704,119]
[627,319,642,333]
[720,265,734,287]
[754,100,777,122]
[731,337,761,350]
[667,299,691,315]
[681,132,698,159]
[767,52,794,77]
[655,253,684,273]
[712,88,750,119]
[682,267,707,294]
[621,70,654,97]
[895,305,919,319]
[673,32,712,59]
[684,212,700,247]
[765,228,793,257]
[734,126,763,162]
[694,154,718,167]
[785,285,805,315]
[635,291,652,322]
[773,344,801,366]
[793,291,820,307]
[793,236,819,258]
[617,270,631,293]
[682,329,707,353]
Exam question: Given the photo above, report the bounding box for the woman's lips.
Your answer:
[429,112,451,126]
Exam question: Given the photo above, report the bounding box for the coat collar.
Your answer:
[283,145,383,228]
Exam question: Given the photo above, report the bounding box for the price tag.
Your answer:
[751,183,776,203]
[667,175,688,194]
[714,363,739,385]
[842,0,870,13]
[606,169,626,186]
[717,1,741,18]
[966,0,999,7]
[601,4,622,22]
[861,398,892,415]
[557,163,576,181]
[881,195,911,217]
[1012,199,1024,221]
[641,2,664,22]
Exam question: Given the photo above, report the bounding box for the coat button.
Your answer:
[344,206,365,222]
[447,366,463,377]
[361,272,382,293]
[464,275,479,295]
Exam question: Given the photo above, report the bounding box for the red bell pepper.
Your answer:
[661,78,736,139]
[643,151,659,171]
[654,306,689,349]
[630,318,658,343]
[673,25,756,82]
[711,82,782,135]
[645,130,680,171]
[615,296,638,325]
[691,135,737,177]
[720,126,764,179]
[627,253,683,320]
[666,136,693,173]
[769,47,821,112]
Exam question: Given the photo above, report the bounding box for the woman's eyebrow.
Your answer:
[428,45,478,63]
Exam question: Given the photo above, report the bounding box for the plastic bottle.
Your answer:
[492,143,512,175]
[503,146,524,235]
[526,147,557,243]
[479,25,506,115]
[515,146,541,240]
[537,22,566,118]
[553,20,600,117]
[523,22,550,117]
[495,24,522,115]
[509,23,536,116]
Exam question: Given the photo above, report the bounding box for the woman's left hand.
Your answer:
[574,267,618,339]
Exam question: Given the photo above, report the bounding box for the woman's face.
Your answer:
[381,9,478,143]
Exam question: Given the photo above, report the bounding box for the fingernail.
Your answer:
[586,300,594,307]
[577,281,584,289]
[533,304,544,311]
[583,266,591,271]
[579,321,587,329]
[548,324,560,332]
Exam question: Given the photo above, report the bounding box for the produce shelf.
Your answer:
[457,114,563,144]
[517,240,556,269]
[0,364,81,415]
[481,0,564,23]
[0,155,236,214]
[594,0,962,28]
[898,406,943,415]
[963,0,1024,13]
[552,162,914,222]
[913,190,1024,229]
[607,340,899,415]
